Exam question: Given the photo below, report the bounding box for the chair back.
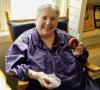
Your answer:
[9,21,35,40]
[5,11,67,42]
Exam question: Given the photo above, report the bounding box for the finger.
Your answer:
[76,45,84,51]
[39,79,52,89]
[41,79,55,90]
[79,42,83,44]
[79,42,84,47]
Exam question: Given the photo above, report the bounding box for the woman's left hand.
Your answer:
[72,42,84,57]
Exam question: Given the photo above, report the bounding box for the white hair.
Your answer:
[35,4,60,19]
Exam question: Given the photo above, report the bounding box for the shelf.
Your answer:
[88,43,100,58]
[81,28,100,38]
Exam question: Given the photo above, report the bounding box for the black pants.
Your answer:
[26,75,100,90]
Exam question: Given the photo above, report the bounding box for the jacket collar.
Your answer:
[31,28,67,49]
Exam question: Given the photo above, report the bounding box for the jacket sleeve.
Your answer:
[5,34,30,80]
[76,47,89,64]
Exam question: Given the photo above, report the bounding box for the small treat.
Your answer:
[44,78,51,85]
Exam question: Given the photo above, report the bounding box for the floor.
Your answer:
[95,78,100,88]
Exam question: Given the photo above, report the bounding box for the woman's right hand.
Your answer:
[28,69,61,89]
[28,69,52,89]
[37,72,61,89]
[36,72,54,89]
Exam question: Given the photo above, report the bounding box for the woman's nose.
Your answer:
[46,19,51,25]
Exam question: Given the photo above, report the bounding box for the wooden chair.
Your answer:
[0,70,12,90]
[5,11,100,90]
[5,11,67,42]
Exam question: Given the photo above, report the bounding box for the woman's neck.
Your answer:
[40,33,55,49]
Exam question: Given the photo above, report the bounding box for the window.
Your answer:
[0,0,68,32]
[11,0,67,20]
[11,0,54,19]
[0,0,11,32]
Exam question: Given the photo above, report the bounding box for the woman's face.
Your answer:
[35,8,58,37]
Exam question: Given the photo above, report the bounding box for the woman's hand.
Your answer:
[37,72,61,89]
[68,37,84,57]
[28,69,61,89]
[72,42,84,57]
[36,72,54,89]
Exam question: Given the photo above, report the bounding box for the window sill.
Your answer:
[0,31,11,43]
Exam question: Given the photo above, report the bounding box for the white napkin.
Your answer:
[45,73,61,88]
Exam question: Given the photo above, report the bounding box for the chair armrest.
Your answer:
[17,80,29,90]
[17,62,100,90]
[84,62,100,73]
[0,70,12,90]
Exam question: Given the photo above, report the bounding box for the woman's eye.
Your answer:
[42,17,47,20]
[51,18,56,21]
[41,17,56,21]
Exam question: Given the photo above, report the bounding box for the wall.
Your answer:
[0,42,11,71]
[89,0,100,5]
[0,36,17,90]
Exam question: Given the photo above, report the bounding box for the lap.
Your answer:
[27,74,100,90]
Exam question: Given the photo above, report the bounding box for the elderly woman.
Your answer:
[5,4,99,90]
